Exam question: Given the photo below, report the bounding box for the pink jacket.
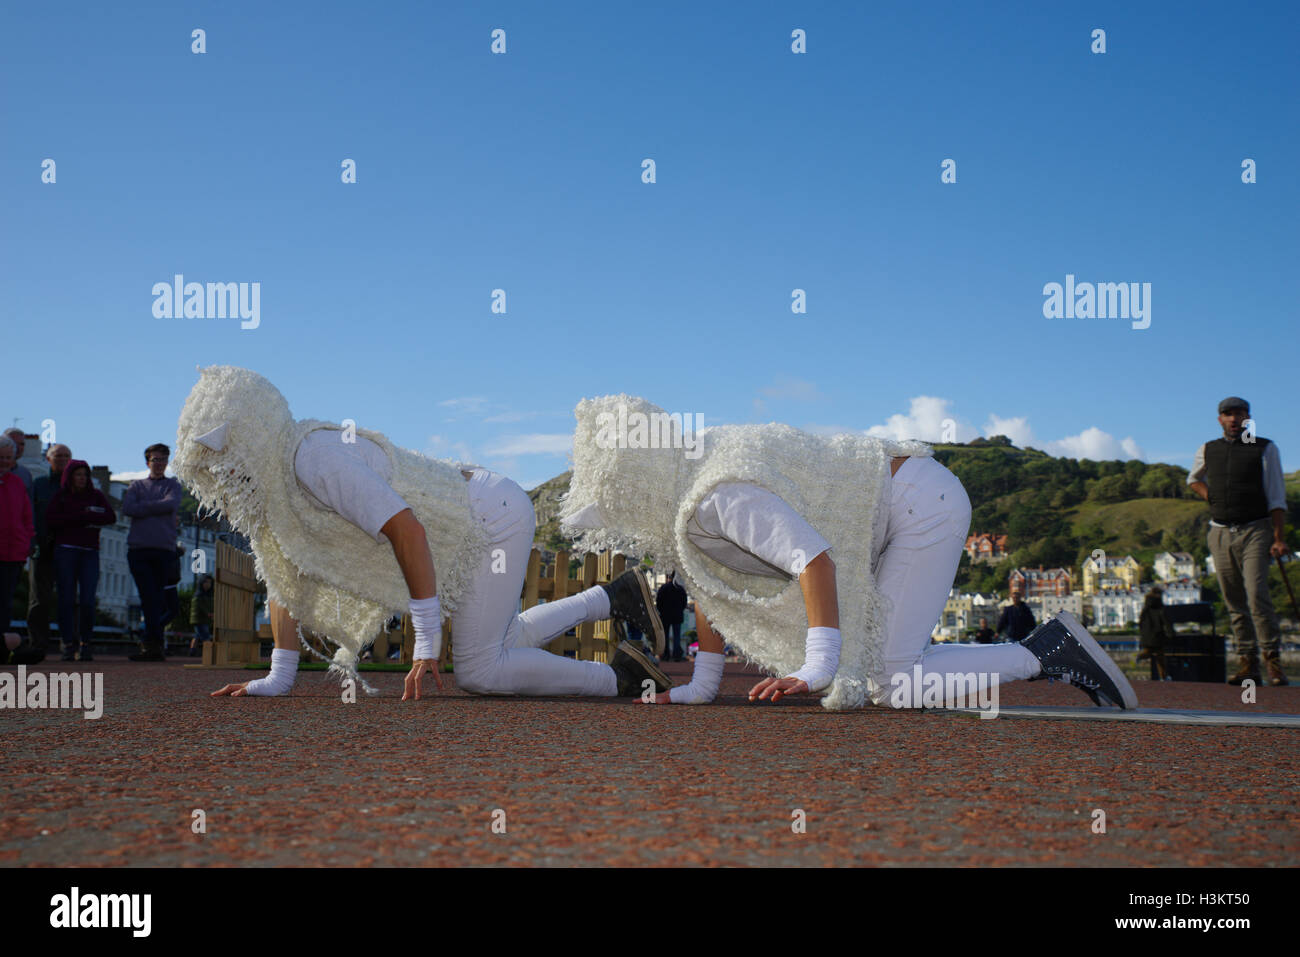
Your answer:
[0,470,34,562]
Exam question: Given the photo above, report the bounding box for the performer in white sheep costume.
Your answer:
[560,395,1138,711]
[172,366,671,700]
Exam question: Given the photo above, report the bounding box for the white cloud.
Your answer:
[754,376,828,417]
[982,414,1038,448]
[426,434,475,463]
[871,396,1145,460]
[759,376,825,402]
[438,396,488,412]
[112,470,152,482]
[484,434,572,456]
[483,410,546,424]
[1044,427,1144,461]
[865,396,980,443]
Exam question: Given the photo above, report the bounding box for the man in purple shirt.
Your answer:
[122,443,183,661]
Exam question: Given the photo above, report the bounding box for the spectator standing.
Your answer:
[0,435,35,664]
[46,459,115,660]
[23,443,72,661]
[973,616,995,644]
[656,570,689,661]
[1187,397,1290,686]
[1137,587,1173,680]
[3,429,34,502]
[996,589,1036,642]
[122,443,184,661]
[189,573,215,656]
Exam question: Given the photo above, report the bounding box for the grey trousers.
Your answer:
[1208,519,1280,657]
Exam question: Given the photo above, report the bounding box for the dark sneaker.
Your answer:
[609,635,673,698]
[602,568,665,656]
[1021,611,1138,709]
[129,649,166,662]
[10,644,47,666]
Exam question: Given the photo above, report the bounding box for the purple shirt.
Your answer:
[122,475,183,551]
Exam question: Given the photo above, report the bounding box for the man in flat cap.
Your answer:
[1188,397,1290,686]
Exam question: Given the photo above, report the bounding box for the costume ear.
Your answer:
[562,501,607,530]
[194,422,230,452]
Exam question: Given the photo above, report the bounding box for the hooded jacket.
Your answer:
[172,366,489,680]
[560,395,932,710]
[46,461,116,550]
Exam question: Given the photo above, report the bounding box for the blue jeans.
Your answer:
[665,621,683,658]
[55,546,99,652]
[1,560,24,634]
[128,548,175,647]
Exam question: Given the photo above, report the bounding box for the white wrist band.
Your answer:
[787,626,840,692]
[668,651,724,704]
[410,595,442,661]
[245,648,299,696]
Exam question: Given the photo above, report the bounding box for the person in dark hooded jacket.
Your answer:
[1137,587,1174,681]
[45,460,115,661]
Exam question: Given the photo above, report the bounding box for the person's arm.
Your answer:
[119,483,142,516]
[1187,443,1209,502]
[1263,443,1289,558]
[85,492,116,525]
[750,550,841,701]
[380,509,444,701]
[652,608,726,705]
[22,492,35,554]
[694,483,839,701]
[121,482,182,517]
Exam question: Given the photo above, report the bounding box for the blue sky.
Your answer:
[3,1,1296,489]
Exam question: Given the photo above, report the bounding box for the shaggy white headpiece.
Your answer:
[559,394,701,570]
[173,366,293,539]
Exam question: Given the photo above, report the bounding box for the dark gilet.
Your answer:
[1203,437,1271,524]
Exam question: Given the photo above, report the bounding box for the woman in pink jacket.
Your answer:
[46,460,115,661]
[0,435,35,661]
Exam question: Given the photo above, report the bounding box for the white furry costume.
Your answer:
[172,366,488,682]
[560,395,932,710]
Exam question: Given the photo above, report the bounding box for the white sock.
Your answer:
[410,595,442,660]
[245,648,299,696]
[667,651,724,704]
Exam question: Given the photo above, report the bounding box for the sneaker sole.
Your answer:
[616,639,673,692]
[629,568,666,657]
[1055,610,1138,709]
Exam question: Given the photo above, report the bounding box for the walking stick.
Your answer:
[1276,554,1299,619]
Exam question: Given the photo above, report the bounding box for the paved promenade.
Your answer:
[3,658,1297,866]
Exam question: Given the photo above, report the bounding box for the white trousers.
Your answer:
[869,457,1039,706]
[450,471,616,696]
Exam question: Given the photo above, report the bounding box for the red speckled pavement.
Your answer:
[3,656,1298,866]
